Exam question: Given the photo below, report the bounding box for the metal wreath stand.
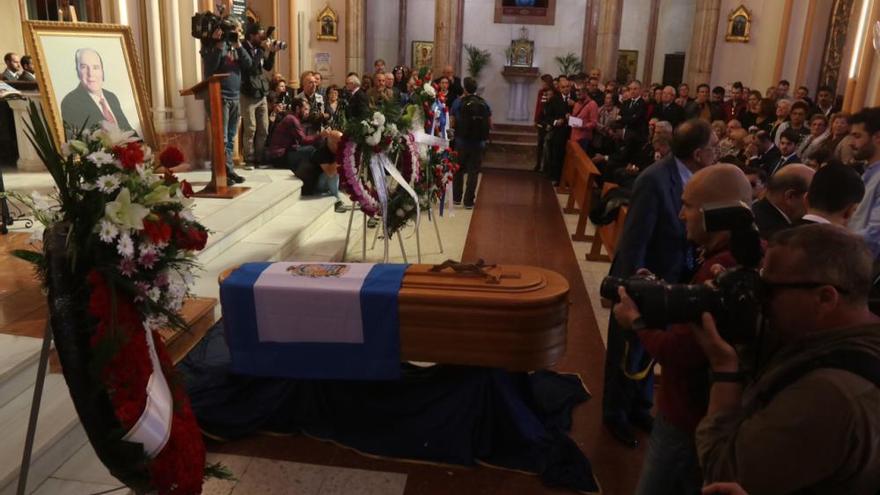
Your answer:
[341,199,444,263]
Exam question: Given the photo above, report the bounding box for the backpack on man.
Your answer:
[457,95,490,141]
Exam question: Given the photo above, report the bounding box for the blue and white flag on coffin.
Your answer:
[220,262,409,380]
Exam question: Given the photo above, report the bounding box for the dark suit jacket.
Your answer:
[345,87,371,121]
[768,153,800,176]
[752,197,791,239]
[748,144,781,175]
[654,102,686,128]
[60,84,133,134]
[609,155,691,283]
[619,97,648,143]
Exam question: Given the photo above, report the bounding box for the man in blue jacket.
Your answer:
[602,118,718,447]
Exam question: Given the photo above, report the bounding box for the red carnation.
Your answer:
[143,219,172,244]
[113,142,145,170]
[175,225,208,251]
[158,146,185,170]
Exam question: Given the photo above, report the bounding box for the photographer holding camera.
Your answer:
[239,22,281,167]
[200,19,248,185]
[692,224,880,494]
[613,164,754,495]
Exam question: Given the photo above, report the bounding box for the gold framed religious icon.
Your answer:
[317,6,338,41]
[412,41,434,71]
[726,5,752,43]
[23,21,156,148]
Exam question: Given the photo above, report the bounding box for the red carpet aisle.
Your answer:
[207,169,645,494]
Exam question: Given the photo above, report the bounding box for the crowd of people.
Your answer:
[552,68,880,494]
[199,22,488,216]
[2,51,37,82]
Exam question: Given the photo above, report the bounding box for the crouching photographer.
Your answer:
[608,164,757,495]
[690,224,880,494]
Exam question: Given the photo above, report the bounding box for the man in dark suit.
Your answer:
[344,73,370,121]
[796,162,864,226]
[619,79,648,144]
[752,163,814,238]
[812,84,840,119]
[766,127,801,176]
[747,130,781,172]
[603,118,718,448]
[654,85,685,128]
[60,48,133,135]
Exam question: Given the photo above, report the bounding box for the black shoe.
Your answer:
[464,204,474,210]
[334,201,349,213]
[630,413,654,433]
[226,177,235,186]
[229,172,245,184]
[604,419,639,448]
[453,200,462,206]
[367,217,378,228]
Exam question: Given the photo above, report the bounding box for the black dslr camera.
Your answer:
[191,5,239,44]
[264,26,288,51]
[601,202,764,344]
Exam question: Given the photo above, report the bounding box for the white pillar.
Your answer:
[165,0,188,132]
[145,0,167,132]
[180,0,205,131]
[8,96,46,172]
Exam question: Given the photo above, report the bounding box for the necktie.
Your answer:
[99,97,116,125]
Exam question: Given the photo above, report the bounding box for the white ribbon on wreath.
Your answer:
[369,152,421,261]
[121,329,172,458]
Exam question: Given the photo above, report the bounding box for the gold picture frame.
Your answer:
[726,5,752,43]
[23,21,156,148]
[412,41,434,71]
[316,6,338,41]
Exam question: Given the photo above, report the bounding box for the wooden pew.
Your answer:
[557,141,602,242]
[585,182,629,263]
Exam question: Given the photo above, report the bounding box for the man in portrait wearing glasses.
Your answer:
[692,224,880,494]
[61,47,133,134]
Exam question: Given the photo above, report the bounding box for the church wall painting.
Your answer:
[494,0,557,26]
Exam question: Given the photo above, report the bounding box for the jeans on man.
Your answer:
[221,97,240,174]
[453,143,482,207]
[240,94,269,164]
[634,415,702,495]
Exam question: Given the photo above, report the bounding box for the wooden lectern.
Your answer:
[180,74,249,199]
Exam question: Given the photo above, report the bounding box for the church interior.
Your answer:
[1,0,880,494]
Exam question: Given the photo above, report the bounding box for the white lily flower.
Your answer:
[365,129,382,146]
[67,140,89,156]
[142,184,172,205]
[371,111,386,127]
[95,120,138,148]
[104,188,149,230]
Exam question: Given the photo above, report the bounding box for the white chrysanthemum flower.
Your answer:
[365,130,382,146]
[135,164,160,186]
[116,231,134,258]
[98,219,119,243]
[96,174,121,194]
[80,181,97,191]
[385,123,398,136]
[423,83,436,97]
[179,209,196,222]
[147,285,161,302]
[87,150,114,166]
[371,112,386,127]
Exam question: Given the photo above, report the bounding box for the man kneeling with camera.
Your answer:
[611,164,755,494]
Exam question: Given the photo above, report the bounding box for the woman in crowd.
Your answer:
[325,84,343,130]
[823,112,855,165]
[711,120,727,142]
[594,91,620,152]
[739,90,762,129]
[569,83,599,153]
[393,66,408,94]
[533,74,555,172]
[361,73,373,92]
[799,113,830,160]
[752,98,776,133]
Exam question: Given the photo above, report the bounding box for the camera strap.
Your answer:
[621,341,656,381]
[756,350,880,405]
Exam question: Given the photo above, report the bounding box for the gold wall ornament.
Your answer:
[316,5,338,41]
[22,20,157,149]
[725,4,752,43]
[820,0,856,90]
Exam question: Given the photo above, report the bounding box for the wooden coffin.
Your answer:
[219,263,569,371]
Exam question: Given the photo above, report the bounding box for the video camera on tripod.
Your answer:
[191,4,240,44]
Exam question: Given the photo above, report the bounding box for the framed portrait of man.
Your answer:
[412,41,434,71]
[23,21,155,147]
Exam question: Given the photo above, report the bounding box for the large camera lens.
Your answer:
[600,275,719,329]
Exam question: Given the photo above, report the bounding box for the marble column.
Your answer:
[642,0,661,85]
[397,0,407,66]
[289,0,299,85]
[346,0,365,75]
[684,0,721,89]
[581,0,600,72]
[8,95,45,172]
[165,0,188,132]
[432,0,462,76]
[594,0,623,84]
[145,0,168,132]
[181,0,205,132]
